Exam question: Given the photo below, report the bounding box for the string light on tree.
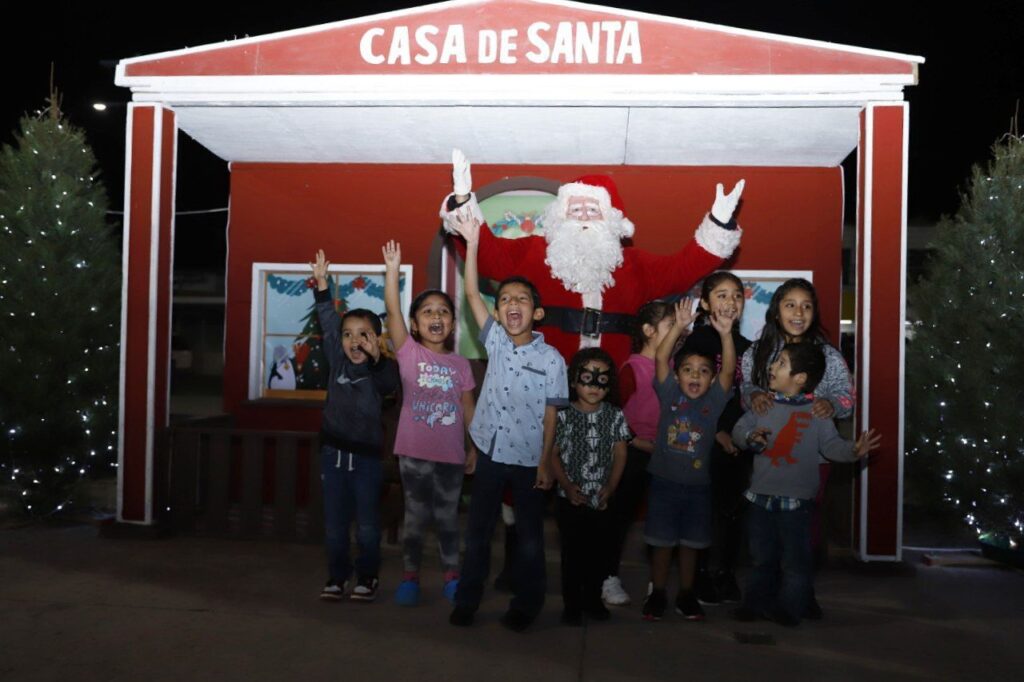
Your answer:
[0,93,120,518]
[907,132,1024,545]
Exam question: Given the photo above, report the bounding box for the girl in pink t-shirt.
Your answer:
[383,240,476,608]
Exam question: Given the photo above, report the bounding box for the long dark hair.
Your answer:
[751,278,827,389]
[630,299,673,352]
[693,271,745,327]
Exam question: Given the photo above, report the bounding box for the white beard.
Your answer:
[543,218,624,295]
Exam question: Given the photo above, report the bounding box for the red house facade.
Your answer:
[114,0,921,560]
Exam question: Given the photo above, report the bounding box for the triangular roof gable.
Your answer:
[120,0,920,80]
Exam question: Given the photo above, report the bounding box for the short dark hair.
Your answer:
[341,308,382,335]
[673,348,716,372]
[496,276,541,308]
[782,342,826,393]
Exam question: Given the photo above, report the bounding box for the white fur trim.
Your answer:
[439,192,485,234]
[694,213,742,259]
[559,182,612,209]
[618,217,635,239]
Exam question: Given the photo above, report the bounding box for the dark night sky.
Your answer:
[3,1,1022,268]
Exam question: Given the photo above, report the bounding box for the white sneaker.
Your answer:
[602,576,631,606]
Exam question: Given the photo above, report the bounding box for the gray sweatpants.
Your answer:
[398,455,465,574]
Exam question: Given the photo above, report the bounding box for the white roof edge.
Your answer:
[115,0,923,69]
[115,73,917,94]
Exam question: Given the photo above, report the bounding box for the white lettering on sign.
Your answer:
[358,20,642,66]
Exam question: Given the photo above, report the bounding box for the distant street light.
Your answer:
[92,103,108,111]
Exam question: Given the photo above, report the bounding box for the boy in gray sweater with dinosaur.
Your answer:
[732,342,879,626]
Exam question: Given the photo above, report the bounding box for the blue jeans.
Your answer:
[321,446,382,583]
[455,452,546,617]
[743,499,812,623]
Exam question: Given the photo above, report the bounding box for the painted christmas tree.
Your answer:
[0,100,120,516]
[907,132,1024,543]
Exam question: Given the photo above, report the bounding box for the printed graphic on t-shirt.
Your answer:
[412,361,459,428]
[667,401,703,454]
[765,412,811,466]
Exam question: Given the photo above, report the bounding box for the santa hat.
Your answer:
[555,175,634,238]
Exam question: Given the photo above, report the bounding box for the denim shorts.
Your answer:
[643,475,712,549]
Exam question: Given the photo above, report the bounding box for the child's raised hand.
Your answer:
[674,297,696,329]
[451,209,481,245]
[356,328,381,363]
[382,240,401,271]
[709,310,734,336]
[310,249,330,284]
[854,428,881,459]
[811,398,836,419]
[750,390,774,415]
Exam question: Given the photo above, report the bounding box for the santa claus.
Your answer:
[440,150,744,366]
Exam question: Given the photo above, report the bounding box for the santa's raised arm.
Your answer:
[441,149,744,366]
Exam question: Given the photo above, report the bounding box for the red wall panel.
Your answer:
[225,163,843,430]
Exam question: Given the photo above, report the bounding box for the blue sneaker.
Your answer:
[395,579,420,607]
[443,578,459,604]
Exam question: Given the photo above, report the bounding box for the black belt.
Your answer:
[540,306,636,339]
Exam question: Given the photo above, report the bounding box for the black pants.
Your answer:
[708,444,752,573]
[604,445,651,577]
[555,497,612,614]
[455,453,546,617]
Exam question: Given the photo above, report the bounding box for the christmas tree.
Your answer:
[0,99,120,517]
[907,132,1024,542]
[292,276,338,390]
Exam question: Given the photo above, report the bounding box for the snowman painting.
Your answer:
[268,345,297,390]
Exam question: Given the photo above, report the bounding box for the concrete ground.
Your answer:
[1,522,1021,682]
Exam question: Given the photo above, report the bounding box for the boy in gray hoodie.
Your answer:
[732,342,878,626]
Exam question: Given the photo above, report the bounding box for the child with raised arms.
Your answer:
[382,240,477,607]
[643,298,736,622]
[311,249,399,603]
[447,211,568,632]
[602,299,675,606]
[679,272,752,604]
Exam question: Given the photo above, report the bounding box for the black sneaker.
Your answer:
[350,576,379,602]
[449,605,475,627]
[319,579,346,601]
[714,570,742,604]
[695,570,720,605]
[642,588,667,621]
[500,608,534,632]
[675,592,706,621]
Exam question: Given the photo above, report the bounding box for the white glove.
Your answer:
[452,148,473,196]
[710,179,745,224]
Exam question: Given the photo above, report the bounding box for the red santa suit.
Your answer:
[443,177,741,366]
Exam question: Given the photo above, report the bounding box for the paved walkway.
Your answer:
[1,523,1021,681]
